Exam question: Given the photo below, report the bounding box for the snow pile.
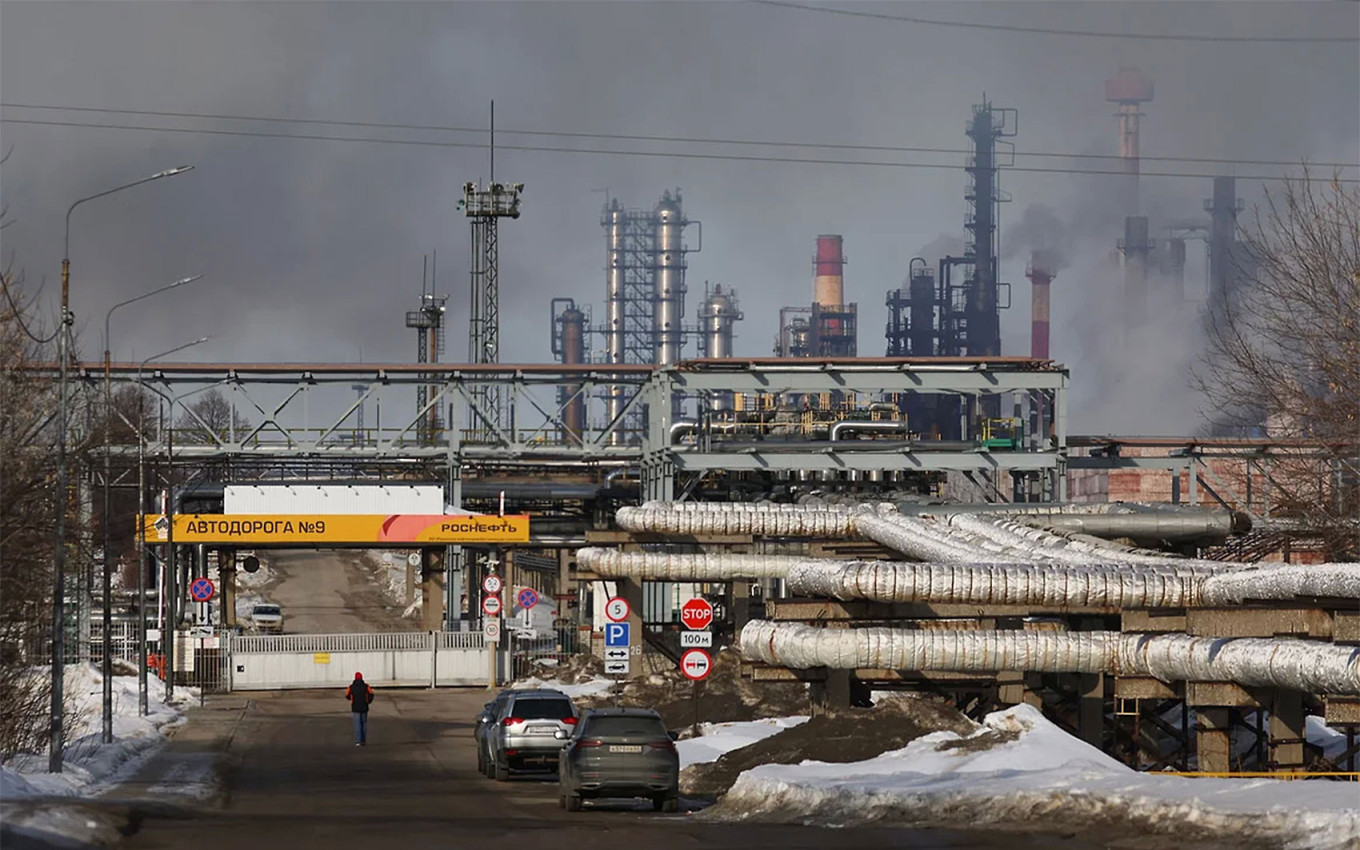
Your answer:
[1,663,194,800]
[714,704,1359,850]
[678,717,808,769]
[511,676,618,700]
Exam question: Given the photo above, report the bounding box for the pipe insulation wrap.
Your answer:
[1198,563,1360,605]
[740,622,1360,695]
[616,505,860,537]
[784,560,1212,608]
[576,547,801,580]
[1117,634,1360,695]
[740,620,1116,675]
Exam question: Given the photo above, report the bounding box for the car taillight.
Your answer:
[562,717,577,725]
[502,717,523,726]
[577,739,603,748]
[649,740,676,752]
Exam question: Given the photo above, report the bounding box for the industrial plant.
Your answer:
[57,65,1358,803]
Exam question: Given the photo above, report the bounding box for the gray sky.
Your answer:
[2,1,1356,433]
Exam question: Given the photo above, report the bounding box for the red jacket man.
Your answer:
[346,672,375,746]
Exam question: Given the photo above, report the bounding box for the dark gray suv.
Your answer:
[558,708,679,812]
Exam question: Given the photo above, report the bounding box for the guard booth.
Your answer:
[140,487,531,691]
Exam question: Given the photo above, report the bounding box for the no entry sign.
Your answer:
[680,598,714,631]
[679,649,712,681]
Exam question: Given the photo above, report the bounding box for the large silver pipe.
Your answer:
[654,191,686,366]
[578,547,800,580]
[1032,511,1244,543]
[741,621,1360,695]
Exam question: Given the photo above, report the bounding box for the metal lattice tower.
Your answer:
[462,180,522,441]
[405,257,448,445]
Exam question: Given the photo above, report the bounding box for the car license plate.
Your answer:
[609,745,642,753]
[528,726,556,735]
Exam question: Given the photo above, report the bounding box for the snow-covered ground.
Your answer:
[677,717,809,769]
[1,663,195,801]
[714,704,1359,850]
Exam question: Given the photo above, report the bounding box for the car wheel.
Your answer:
[659,796,678,814]
[476,746,485,774]
[565,792,582,812]
[493,758,509,781]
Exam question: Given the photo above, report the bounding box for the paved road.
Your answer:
[116,688,1088,850]
[266,550,408,633]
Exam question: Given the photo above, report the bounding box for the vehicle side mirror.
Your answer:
[668,731,680,742]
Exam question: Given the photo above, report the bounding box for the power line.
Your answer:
[750,0,1360,43]
[4,116,1354,184]
[3,102,1354,170]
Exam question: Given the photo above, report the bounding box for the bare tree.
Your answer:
[0,260,62,757]
[1196,170,1360,558]
[173,388,251,445]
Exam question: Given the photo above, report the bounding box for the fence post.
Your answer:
[430,630,437,689]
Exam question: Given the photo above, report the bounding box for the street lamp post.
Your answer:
[134,338,209,717]
[51,165,194,773]
[101,276,203,740]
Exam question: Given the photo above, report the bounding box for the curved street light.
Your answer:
[51,164,194,773]
[135,337,211,716]
[100,275,204,737]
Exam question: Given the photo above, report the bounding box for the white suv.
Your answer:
[250,604,284,634]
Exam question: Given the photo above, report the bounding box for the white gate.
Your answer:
[228,631,504,690]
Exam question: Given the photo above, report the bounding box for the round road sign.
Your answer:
[604,596,630,623]
[483,574,503,594]
[407,552,422,567]
[680,598,714,631]
[483,620,501,642]
[189,577,215,603]
[517,587,540,610]
[482,595,503,617]
[679,649,712,681]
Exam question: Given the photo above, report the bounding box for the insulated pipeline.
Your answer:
[1199,563,1360,605]
[740,621,1360,695]
[616,504,861,538]
[740,620,1116,675]
[784,559,1213,609]
[577,547,801,580]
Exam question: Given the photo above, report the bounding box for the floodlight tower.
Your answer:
[462,179,523,440]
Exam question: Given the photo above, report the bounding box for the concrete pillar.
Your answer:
[727,581,751,632]
[1079,673,1105,748]
[421,547,445,632]
[618,576,645,678]
[1196,708,1232,773]
[1269,691,1306,770]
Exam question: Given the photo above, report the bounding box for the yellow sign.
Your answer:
[313,652,331,665]
[140,514,530,545]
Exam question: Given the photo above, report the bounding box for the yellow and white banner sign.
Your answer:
[140,514,530,545]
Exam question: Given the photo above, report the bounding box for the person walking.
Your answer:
[346,671,374,746]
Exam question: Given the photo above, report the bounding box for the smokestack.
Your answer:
[1105,68,1154,215]
[1026,251,1055,359]
[1120,216,1152,330]
[813,235,844,308]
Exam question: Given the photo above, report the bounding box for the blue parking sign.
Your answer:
[604,622,630,647]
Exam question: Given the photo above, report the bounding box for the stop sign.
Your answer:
[680,597,714,631]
